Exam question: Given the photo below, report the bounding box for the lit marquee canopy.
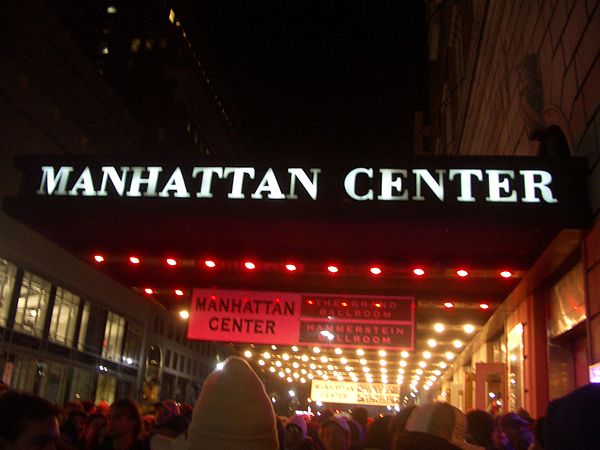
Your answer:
[3,154,591,401]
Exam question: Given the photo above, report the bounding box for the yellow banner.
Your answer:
[310,380,400,406]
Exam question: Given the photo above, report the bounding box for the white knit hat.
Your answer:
[405,402,483,450]
[151,356,279,450]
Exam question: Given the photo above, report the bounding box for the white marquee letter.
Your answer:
[520,170,558,203]
[159,167,190,198]
[69,167,96,196]
[344,168,374,200]
[251,168,285,199]
[223,167,255,199]
[192,167,224,198]
[486,170,517,202]
[127,167,162,197]
[287,168,320,200]
[37,166,73,196]
[98,166,130,196]
[412,169,446,201]
[377,169,408,200]
[449,169,483,202]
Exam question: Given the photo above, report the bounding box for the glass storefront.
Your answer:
[38,361,69,404]
[10,355,37,392]
[95,373,117,404]
[70,367,96,401]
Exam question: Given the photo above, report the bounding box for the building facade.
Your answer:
[426,0,599,417]
[0,0,234,406]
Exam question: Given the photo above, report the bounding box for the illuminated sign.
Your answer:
[35,165,560,204]
[188,289,414,350]
[11,156,591,229]
[310,379,400,406]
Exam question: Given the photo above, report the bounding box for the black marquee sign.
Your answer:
[10,155,592,229]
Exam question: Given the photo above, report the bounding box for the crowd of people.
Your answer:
[0,357,598,450]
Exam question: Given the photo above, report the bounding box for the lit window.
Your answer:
[131,38,141,53]
[102,312,126,362]
[145,38,154,51]
[107,6,117,14]
[49,287,80,346]
[14,272,51,337]
[101,47,109,55]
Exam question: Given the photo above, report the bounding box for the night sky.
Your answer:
[192,1,428,159]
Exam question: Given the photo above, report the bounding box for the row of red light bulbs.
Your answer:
[92,254,513,279]
[138,287,491,309]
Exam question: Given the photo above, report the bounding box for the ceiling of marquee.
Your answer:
[3,194,569,404]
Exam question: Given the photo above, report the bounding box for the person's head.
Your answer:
[185,356,279,450]
[465,409,493,448]
[364,415,392,448]
[350,407,368,435]
[319,417,350,450]
[401,402,483,450]
[389,405,417,447]
[96,401,110,416]
[499,412,531,448]
[154,400,180,426]
[107,399,142,440]
[81,400,96,414]
[284,415,307,449]
[345,418,364,445]
[66,410,88,434]
[0,391,61,450]
[544,383,600,450]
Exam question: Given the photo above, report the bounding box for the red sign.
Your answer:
[190,289,414,350]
